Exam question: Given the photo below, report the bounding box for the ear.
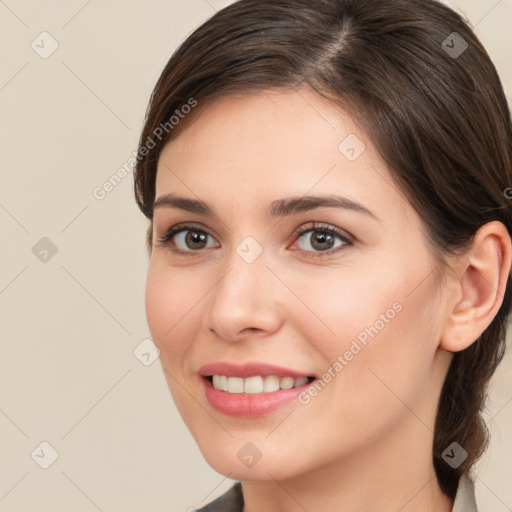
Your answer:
[440,221,512,352]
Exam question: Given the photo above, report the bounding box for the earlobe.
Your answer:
[440,221,512,353]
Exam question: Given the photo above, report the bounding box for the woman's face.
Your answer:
[145,88,454,481]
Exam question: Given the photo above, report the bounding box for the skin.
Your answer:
[145,88,511,512]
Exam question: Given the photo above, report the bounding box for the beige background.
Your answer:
[0,0,511,510]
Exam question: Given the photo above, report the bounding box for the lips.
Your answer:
[198,361,315,379]
[198,361,318,417]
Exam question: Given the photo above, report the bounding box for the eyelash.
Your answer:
[156,222,353,258]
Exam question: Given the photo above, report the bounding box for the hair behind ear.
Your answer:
[434,278,511,496]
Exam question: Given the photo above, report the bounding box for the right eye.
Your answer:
[156,223,219,256]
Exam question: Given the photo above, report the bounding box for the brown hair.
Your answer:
[133,0,512,499]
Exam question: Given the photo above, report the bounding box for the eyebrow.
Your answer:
[153,193,379,221]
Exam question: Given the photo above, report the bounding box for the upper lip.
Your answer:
[198,361,315,379]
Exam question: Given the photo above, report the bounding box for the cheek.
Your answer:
[145,264,170,344]
[145,262,203,421]
[345,273,439,405]
[283,260,404,353]
[287,275,438,456]
[144,262,199,362]
[293,255,438,393]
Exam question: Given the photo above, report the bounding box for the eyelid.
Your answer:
[289,222,353,244]
[156,221,354,256]
[287,222,353,257]
[155,222,219,251]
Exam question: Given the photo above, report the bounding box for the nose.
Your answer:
[203,247,283,342]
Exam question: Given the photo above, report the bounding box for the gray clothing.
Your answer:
[197,474,478,511]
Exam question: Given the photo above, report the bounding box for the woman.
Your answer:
[133,0,512,510]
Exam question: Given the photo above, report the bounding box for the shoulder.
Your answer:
[193,476,478,511]
[196,482,244,512]
[452,474,479,512]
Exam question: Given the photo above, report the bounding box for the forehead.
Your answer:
[158,88,353,161]
[154,88,411,224]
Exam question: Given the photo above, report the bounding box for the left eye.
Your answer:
[292,226,351,255]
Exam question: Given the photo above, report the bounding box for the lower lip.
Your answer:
[201,377,315,418]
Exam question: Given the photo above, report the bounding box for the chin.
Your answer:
[199,443,306,482]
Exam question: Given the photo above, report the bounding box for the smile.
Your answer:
[209,375,315,394]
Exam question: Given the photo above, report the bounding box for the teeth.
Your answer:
[293,377,309,387]
[219,375,228,391]
[210,375,312,394]
[244,376,263,394]
[263,375,280,392]
[280,376,294,389]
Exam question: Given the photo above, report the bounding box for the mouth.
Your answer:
[204,374,316,394]
[198,361,319,416]
[201,374,317,418]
